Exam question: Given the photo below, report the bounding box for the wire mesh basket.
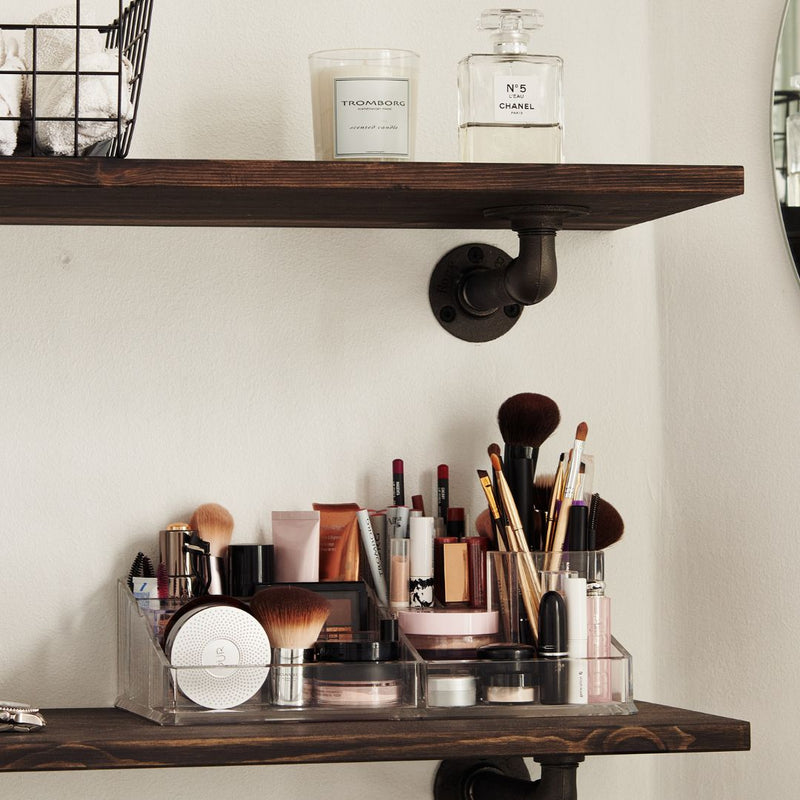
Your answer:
[0,0,154,157]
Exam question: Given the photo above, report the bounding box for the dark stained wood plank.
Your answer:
[0,160,743,229]
[0,701,749,772]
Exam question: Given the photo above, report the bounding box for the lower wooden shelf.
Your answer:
[0,701,749,772]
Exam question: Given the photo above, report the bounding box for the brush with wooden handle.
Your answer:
[549,422,588,565]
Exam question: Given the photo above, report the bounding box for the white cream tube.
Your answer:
[356,508,388,606]
[565,576,588,704]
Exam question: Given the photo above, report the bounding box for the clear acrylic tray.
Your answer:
[116,572,635,725]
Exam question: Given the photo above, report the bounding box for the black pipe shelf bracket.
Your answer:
[434,755,584,800]
[429,205,589,342]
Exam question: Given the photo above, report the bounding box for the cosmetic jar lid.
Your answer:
[315,640,399,663]
[398,609,499,636]
[427,674,477,692]
[477,643,537,662]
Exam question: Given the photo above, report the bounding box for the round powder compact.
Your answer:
[398,608,500,659]
[427,673,478,707]
[166,604,271,710]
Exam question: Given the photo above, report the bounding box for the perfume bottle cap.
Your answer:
[479,8,544,54]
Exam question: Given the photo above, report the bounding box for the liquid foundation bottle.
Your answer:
[458,8,564,163]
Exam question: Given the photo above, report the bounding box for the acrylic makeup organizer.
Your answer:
[116,549,634,726]
[0,0,154,157]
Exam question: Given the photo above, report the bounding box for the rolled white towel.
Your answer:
[35,48,133,155]
[27,4,103,71]
[0,34,26,156]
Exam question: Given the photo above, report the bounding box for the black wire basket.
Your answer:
[0,0,154,157]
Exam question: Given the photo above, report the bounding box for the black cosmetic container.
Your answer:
[538,590,568,704]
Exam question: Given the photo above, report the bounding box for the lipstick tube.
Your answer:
[538,590,568,704]
[392,458,405,506]
[437,464,449,522]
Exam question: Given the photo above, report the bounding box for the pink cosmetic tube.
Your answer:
[272,511,320,582]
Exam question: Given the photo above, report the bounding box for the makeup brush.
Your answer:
[549,422,588,561]
[190,503,234,595]
[490,450,541,641]
[498,393,560,550]
[190,503,234,557]
[251,586,332,707]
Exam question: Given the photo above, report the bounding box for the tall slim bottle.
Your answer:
[587,580,612,703]
[458,8,564,163]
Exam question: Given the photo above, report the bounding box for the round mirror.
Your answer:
[774,1,800,269]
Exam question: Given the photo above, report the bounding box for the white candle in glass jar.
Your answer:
[309,49,419,161]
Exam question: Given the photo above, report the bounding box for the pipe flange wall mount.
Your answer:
[428,205,589,342]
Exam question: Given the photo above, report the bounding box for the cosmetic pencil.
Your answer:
[392,458,405,507]
[437,464,449,522]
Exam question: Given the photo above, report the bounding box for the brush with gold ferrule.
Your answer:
[549,422,588,565]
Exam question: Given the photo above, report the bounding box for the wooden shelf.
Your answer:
[0,701,749,772]
[0,160,743,229]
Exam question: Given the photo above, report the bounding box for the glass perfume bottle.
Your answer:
[458,8,563,163]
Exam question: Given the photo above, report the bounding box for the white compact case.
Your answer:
[165,604,271,710]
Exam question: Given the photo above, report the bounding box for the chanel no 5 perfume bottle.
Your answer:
[458,8,563,163]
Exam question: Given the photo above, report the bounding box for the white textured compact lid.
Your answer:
[168,605,271,710]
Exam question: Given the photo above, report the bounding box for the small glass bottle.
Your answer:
[458,8,563,163]
[587,580,612,703]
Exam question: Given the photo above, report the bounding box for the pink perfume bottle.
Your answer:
[587,581,612,703]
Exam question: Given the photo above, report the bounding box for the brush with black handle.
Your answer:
[498,392,560,550]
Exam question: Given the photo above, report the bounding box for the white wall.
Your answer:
[0,0,781,797]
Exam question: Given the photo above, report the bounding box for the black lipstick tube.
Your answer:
[538,590,568,704]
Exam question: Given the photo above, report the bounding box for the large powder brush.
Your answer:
[189,503,234,558]
[189,502,235,595]
[497,393,561,549]
[498,393,561,452]
[250,586,332,707]
[250,586,332,649]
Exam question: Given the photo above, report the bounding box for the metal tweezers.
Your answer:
[0,702,46,732]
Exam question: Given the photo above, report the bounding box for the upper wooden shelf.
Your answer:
[0,701,749,772]
[0,160,743,229]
